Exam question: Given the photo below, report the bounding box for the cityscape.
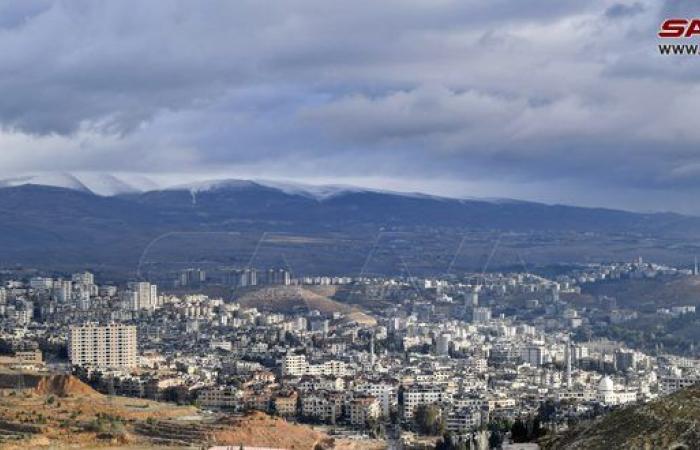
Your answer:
[0,255,697,448]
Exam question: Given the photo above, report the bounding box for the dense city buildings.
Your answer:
[0,259,698,448]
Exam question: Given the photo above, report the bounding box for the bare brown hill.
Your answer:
[236,285,376,325]
[214,411,332,449]
[34,374,100,397]
[0,372,358,449]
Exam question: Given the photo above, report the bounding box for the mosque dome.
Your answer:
[598,376,614,394]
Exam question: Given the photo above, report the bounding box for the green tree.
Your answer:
[414,404,444,435]
[511,419,528,442]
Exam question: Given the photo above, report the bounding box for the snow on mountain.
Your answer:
[252,179,367,200]
[0,173,92,193]
[169,179,258,193]
[166,178,364,201]
[0,172,148,196]
[167,178,443,201]
[0,173,514,204]
[75,173,142,196]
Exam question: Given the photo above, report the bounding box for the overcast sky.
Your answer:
[1,1,699,212]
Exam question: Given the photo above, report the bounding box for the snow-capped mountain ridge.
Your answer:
[0,172,149,196]
[0,173,92,193]
[168,178,373,201]
[0,172,516,204]
[166,178,471,202]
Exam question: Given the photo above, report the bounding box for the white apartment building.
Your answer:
[126,282,158,310]
[307,360,349,377]
[403,387,452,419]
[298,376,345,392]
[282,354,349,377]
[282,354,309,376]
[472,307,492,323]
[521,345,545,367]
[53,280,72,302]
[72,272,95,286]
[354,381,398,417]
[68,323,137,369]
[29,277,54,290]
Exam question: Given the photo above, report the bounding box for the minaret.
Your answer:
[370,333,376,366]
[694,256,698,276]
[566,340,572,389]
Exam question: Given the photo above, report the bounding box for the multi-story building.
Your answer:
[179,268,206,287]
[521,345,545,367]
[403,386,452,419]
[354,381,397,417]
[445,408,482,433]
[437,333,451,356]
[349,396,381,425]
[68,323,137,369]
[659,373,699,396]
[198,386,240,409]
[126,282,158,310]
[472,307,491,323]
[273,391,298,416]
[615,349,637,371]
[309,360,349,377]
[266,268,291,286]
[29,277,54,290]
[282,354,308,376]
[224,269,258,287]
[72,272,95,286]
[15,349,43,365]
[53,280,72,302]
[300,394,339,422]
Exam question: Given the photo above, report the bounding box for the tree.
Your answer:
[487,419,511,449]
[511,419,528,442]
[511,415,546,443]
[414,404,444,435]
[436,432,468,450]
[488,430,503,449]
[0,339,13,355]
[537,400,557,423]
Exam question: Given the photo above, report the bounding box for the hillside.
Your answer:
[212,411,330,448]
[235,285,376,325]
[575,276,700,356]
[581,276,700,310]
[0,373,338,449]
[33,374,101,397]
[541,385,700,449]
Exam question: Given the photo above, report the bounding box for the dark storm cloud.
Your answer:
[0,0,698,211]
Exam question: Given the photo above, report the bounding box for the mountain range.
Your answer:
[1,173,698,280]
